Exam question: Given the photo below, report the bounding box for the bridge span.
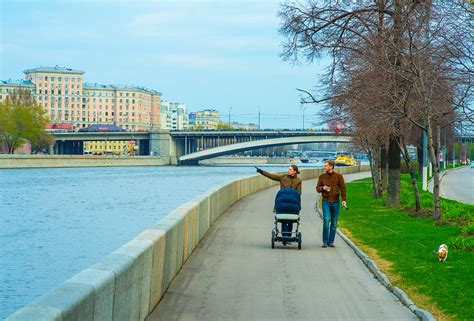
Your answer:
[178,134,351,164]
[50,130,352,164]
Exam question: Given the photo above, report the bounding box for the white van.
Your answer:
[83,150,93,155]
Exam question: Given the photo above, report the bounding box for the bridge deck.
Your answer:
[146,172,417,321]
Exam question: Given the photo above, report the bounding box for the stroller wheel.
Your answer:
[271,231,275,249]
[298,233,302,250]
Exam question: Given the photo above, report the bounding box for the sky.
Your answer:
[0,0,330,129]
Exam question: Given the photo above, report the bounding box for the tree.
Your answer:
[216,122,235,131]
[279,0,410,205]
[188,125,205,131]
[0,89,50,154]
[31,132,54,154]
[279,1,471,220]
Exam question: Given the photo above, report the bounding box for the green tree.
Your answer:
[188,125,205,131]
[0,89,50,154]
[216,122,234,131]
[31,131,54,154]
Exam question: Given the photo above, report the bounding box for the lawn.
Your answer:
[339,175,474,321]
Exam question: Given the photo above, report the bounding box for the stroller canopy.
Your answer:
[274,188,301,214]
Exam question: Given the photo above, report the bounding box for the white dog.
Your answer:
[437,244,448,262]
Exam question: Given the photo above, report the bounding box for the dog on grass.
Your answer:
[437,244,448,262]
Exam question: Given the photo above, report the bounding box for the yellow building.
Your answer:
[1,66,161,132]
[189,109,221,129]
[83,140,138,155]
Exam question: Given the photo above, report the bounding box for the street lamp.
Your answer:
[300,102,307,131]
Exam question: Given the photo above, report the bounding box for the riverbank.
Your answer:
[339,175,474,321]
[6,165,370,320]
[0,154,174,168]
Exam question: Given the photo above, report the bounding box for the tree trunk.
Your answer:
[387,135,401,205]
[427,120,441,221]
[399,137,421,212]
[417,130,423,177]
[374,142,383,198]
[380,145,388,193]
[368,149,380,198]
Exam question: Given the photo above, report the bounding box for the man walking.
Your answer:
[316,160,347,248]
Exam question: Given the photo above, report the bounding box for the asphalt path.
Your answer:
[146,172,417,321]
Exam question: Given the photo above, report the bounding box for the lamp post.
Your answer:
[258,106,261,130]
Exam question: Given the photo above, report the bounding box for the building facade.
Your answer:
[160,101,189,130]
[0,66,161,131]
[188,109,221,129]
[230,121,258,131]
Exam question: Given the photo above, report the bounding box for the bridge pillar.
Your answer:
[149,131,178,165]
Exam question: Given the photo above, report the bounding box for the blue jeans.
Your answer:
[322,200,340,245]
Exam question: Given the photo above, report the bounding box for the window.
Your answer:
[65,77,69,82]
[58,77,62,82]
[51,77,55,81]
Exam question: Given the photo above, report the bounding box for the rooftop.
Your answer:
[0,79,34,86]
[24,66,85,74]
[83,82,161,95]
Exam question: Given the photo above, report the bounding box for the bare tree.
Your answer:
[279,0,472,220]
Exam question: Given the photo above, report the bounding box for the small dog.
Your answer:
[437,244,448,262]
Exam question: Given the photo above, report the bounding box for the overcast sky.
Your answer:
[1,0,330,129]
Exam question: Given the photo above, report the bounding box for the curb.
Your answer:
[427,165,466,191]
[315,200,436,321]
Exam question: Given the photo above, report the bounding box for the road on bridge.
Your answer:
[437,166,474,205]
[146,172,417,321]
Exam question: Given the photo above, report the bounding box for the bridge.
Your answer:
[176,132,351,164]
[51,130,351,164]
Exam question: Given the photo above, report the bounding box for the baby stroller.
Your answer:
[271,188,302,250]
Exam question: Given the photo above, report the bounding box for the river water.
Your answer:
[0,163,323,319]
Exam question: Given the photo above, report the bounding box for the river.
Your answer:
[0,163,323,319]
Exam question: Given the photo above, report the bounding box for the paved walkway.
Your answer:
[146,172,417,321]
[428,166,474,205]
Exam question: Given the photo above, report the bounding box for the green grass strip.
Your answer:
[340,175,474,321]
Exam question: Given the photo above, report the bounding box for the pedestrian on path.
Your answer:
[316,160,347,248]
[256,165,302,194]
[256,165,302,237]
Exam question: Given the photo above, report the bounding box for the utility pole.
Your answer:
[228,107,232,125]
[258,106,261,130]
